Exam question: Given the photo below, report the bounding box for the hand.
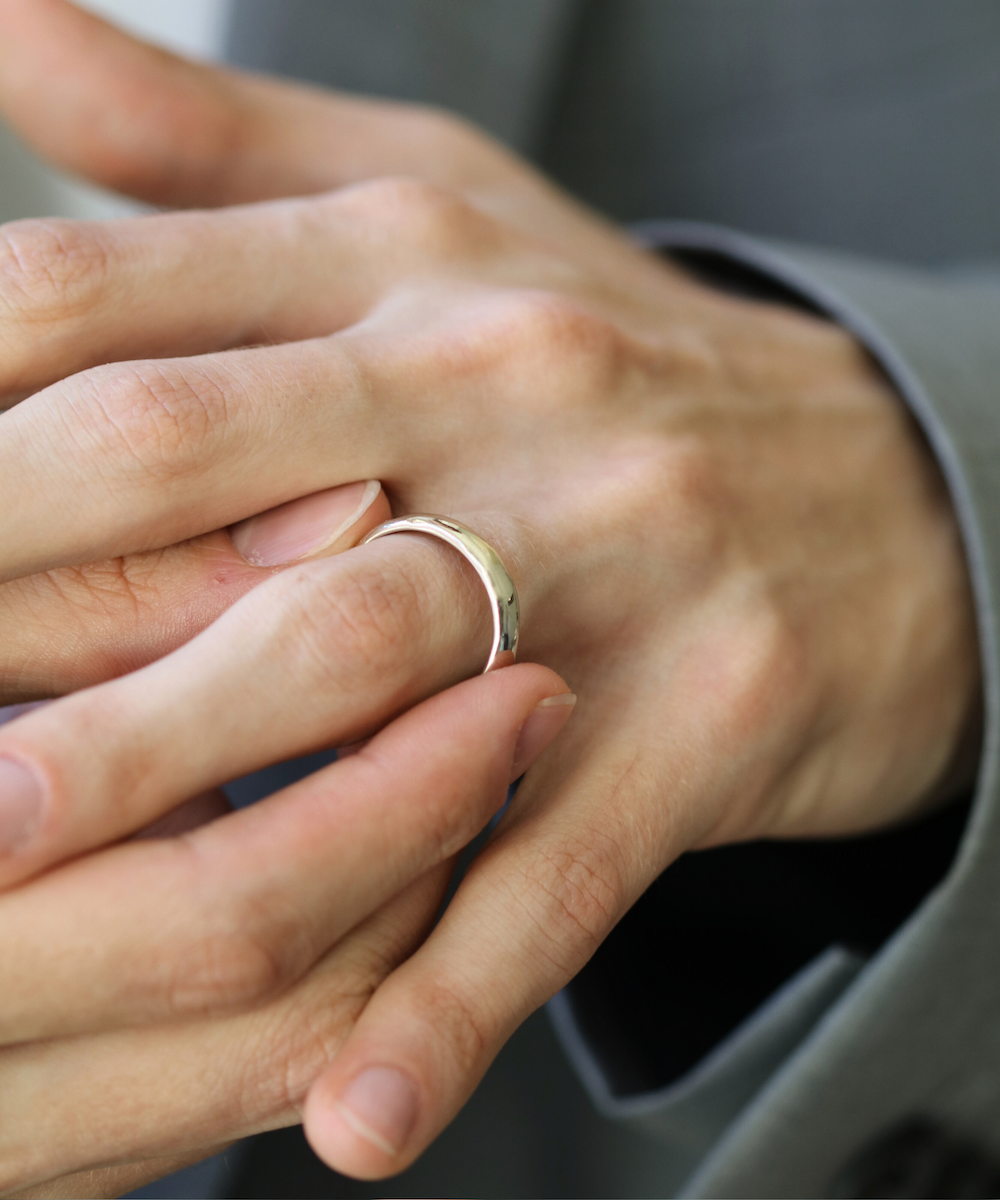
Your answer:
[0,0,981,1184]
[0,661,575,1197]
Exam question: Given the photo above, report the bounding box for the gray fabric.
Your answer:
[221,3,1000,1195]
[228,1,1000,265]
[227,0,577,155]
[613,223,1000,1196]
[549,945,865,1194]
[540,0,1000,264]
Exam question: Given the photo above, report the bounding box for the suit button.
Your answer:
[830,1117,1000,1198]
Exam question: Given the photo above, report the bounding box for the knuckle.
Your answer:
[43,555,162,620]
[652,437,724,539]
[507,290,610,346]
[487,291,633,403]
[238,1017,338,1120]
[718,592,809,724]
[0,218,110,324]
[237,921,414,1116]
[390,290,631,421]
[67,359,236,482]
[153,843,315,1019]
[510,835,623,968]
[250,981,376,1115]
[405,976,495,1075]
[333,175,489,258]
[0,548,213,696]
[593,437,726,572]
[165,930,287,1015]
[164,898,307,1017]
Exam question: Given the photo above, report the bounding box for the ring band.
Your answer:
[360,515,519,674]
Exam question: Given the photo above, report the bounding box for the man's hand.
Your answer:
[0,662,574,1197]
[0,0,982,1187]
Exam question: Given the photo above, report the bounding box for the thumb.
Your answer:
[0,0,504,209]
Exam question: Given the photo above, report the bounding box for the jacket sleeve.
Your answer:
[548,222,1000,1198]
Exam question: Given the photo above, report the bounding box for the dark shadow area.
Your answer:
[565,797,971,1096]
[227,1008,668,1199]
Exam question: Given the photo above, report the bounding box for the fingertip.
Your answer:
[361,661,574,793]
[510,691,576,782]
[304,1063,421,1181]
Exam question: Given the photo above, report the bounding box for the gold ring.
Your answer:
[360,515,519,673]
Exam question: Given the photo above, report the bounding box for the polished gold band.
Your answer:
[360,515,519,674]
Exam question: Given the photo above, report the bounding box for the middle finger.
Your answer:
[0,181,494,404]
[0,181,507,583]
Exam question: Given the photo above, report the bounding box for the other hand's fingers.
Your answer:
[0,530,488,881]
[7,1146,234,1200]
[303,740,636,1179]
[0,480,387,703]
[0,660,573,1041]
[0,870,448,1197]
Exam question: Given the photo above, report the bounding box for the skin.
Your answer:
[0,0,982,1193]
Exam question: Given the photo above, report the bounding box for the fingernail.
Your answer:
[230,480,381,567]
[0,757,44,855]
[334,1066,418,1156]
[510,693,576,781]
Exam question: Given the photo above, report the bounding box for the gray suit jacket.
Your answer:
[224,4,1000,1196]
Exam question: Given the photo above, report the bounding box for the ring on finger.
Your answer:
[361,515,519,673]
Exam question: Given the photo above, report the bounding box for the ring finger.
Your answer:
[0,532,493,885]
